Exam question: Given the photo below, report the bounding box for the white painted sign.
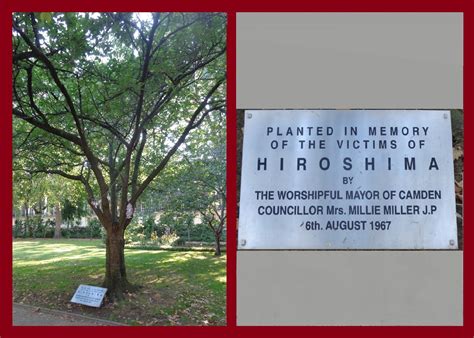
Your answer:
[70,284,107,307]
[238,110,458,249]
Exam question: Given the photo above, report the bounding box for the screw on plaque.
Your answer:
[449,239,455,246]
[241,239,247,246]
[444,113,448,119]
[247,113,252,119]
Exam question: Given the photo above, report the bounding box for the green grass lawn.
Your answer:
[13,239,226,326]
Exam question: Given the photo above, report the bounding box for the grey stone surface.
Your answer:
[237,251,463,325]
[237,13,463,109]
[13,303,124,326]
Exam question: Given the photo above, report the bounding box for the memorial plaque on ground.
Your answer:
[238,110,458,249]
[70,285,107,308]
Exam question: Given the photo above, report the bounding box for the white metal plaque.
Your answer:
[70,284,107,307]
[238,110,458,249]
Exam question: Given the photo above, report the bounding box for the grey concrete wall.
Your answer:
[237,13,463,109]
[236,13,463,326]
[237,251,463,325]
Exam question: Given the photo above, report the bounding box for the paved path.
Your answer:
[13,303,125,326]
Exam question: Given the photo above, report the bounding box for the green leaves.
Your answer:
[38,12,53,24]
[13,11,226,230]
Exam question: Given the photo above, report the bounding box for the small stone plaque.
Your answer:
[70,284,107,308]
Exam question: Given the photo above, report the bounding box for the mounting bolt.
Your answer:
[443,113,448,119]
[449,239,455,246]
[240,239,247,246]
[247,113,252,119]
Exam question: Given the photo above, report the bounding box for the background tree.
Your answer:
[13,12,226,298]
[13,168,88,238]
[182,112,226,256]
[149,158,225,254]
[13,171,48,237]
[184,146,226,256]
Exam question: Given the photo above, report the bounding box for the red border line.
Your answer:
[1,1,472,337]
[226,11,237,329]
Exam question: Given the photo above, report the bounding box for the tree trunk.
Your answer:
[214,232,221,256]
[22,203,28,237]
[54,202,62,239]
[103,224,132,300]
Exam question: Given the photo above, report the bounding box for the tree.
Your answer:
[13,169,84,238]
[152,110,226,255]
[13,171,47,237]
[183,113,226,255]
[12,12,226,299]
[191,149,226,256]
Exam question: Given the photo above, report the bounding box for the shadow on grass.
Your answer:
[13,239,226,326]
[14,240,104,262]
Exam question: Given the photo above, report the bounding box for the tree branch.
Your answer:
[130,77,225,204]
[13,108,82,146]
[131,130,147,197]
[14,21,110,215]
